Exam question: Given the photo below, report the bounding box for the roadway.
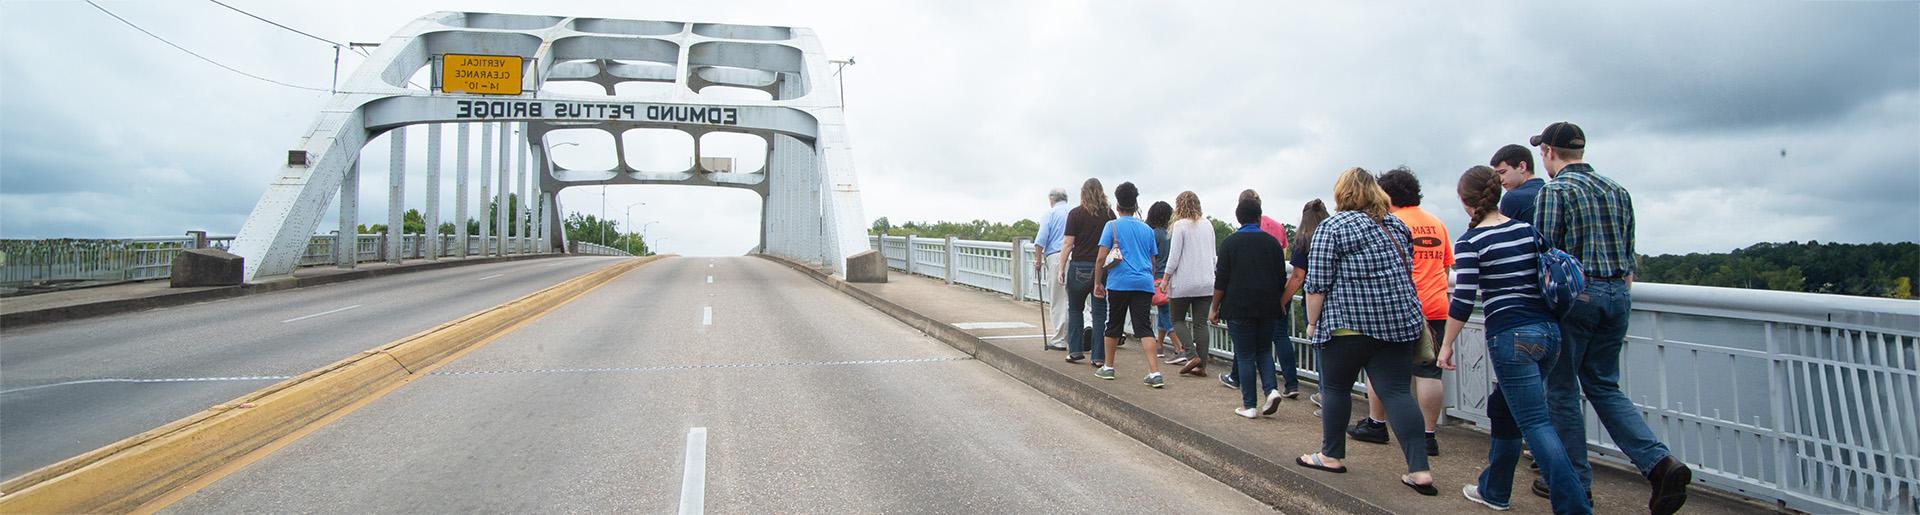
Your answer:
[161,257,1272,513]
[0,256,632,480]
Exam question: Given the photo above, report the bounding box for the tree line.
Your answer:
[350,194,652,256]
[872,218,1914,299]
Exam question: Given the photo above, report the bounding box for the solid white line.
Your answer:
[0,375,293,395]
[477,273,505,281]
[977,334,1046,340]
[679,427,708,515]
[702,306,713,326]
[281,304,361,323]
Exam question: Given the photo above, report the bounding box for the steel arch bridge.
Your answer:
[228,11,870,282]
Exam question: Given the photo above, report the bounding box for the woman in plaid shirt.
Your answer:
[1294,167,1437,495]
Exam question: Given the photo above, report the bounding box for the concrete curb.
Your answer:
[756,254,1391,515]
[0,254,561,330]
[0,256,662,514]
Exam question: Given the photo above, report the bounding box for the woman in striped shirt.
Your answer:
[1438,166,1589,514]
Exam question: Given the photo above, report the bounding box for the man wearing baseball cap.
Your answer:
[1530,121,1692,514]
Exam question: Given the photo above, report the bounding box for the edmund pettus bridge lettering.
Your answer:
[454,100,740,125]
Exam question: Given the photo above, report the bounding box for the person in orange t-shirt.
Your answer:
[1344,167,1455,458]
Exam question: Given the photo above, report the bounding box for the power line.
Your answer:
[206,0,342,47]
[85,1,330,92]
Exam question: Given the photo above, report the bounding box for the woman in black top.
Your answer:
[1209,198,1288,418]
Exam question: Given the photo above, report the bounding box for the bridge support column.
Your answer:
[495,122,510,257]
[904,235,918,276]
[387,126,406,265]
[336,159,358,269]
[1013,237,1030,300]
[478,123,493,257]
[515,123,528,254]
[424,124,441,260]
[944,236,957,285]
[455,123,470,259]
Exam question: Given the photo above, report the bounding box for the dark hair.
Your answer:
[1457,166,1503,226]
[1290,199,1330,258]
[1146,201,1173,229]
[1377,167,1422,207]
[1489,144,1534,173]
[1234,198,1262,225]
[1114,182,1140,213]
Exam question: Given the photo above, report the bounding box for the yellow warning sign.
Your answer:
[441,54,524,95]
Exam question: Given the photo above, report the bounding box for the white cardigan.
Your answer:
[1161,218,1218,299]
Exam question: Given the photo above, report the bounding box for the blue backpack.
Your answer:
[1533,230,1586,319]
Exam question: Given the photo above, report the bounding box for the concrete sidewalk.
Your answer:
[809,264,1768,514]
[0,254,557,328]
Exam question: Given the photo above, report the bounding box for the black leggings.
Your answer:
[1318,333,1431,473]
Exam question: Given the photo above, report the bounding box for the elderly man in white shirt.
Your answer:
[1033,188,1074,350]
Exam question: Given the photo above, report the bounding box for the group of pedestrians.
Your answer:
[1029,122,1690,514]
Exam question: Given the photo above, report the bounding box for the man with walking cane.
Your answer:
[1034,188,1073,351]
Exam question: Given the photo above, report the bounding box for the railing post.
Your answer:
[185,231,208,250]
[1012,237,1031,300]
[377,233,389,263]
[904,234,918,277]
[944,236,958,285]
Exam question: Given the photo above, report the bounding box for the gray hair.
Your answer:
[1048,188,1069,203]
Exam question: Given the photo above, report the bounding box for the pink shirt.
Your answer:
[1259,216,1289,250]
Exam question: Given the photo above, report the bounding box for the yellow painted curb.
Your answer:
[0,256,662,514]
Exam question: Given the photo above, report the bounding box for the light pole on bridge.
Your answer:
[623,203,647,255]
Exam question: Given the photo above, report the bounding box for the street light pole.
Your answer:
[623,201,646,255]
[639,220,659,256]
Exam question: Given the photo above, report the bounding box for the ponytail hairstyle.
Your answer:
[1079,178,1110,216]
[1291,199,1330,259]
[1457,165,1504,227]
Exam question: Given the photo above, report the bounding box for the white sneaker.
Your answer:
[1462,484,1510,511]
[1234,407,1259,419]
[1261,389,1284,415]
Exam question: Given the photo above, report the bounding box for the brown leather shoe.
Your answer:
[1179,358,1205,376]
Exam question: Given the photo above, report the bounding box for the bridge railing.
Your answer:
[874,234,1919,513]
[3,234,551,287]
[571,242,632,256]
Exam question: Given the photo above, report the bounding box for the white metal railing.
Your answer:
[2,234,553,287]
[572,241,632,256]
[873,234,1919,513]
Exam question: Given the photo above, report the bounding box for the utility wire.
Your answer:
[206,0,342,47]
[85,0,330,92]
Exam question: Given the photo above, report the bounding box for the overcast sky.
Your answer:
[2,0,1916,256]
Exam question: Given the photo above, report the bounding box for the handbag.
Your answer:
[1373,217,1437,364]
[1101,220,1124,270]
[1152,282,1170,306]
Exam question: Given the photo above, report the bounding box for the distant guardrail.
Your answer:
[570,242,632,256]
[1,234,545,287]
[873,234,1919,514]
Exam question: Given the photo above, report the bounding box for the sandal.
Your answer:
[1402,474,1438,496]
[1296,453,1347,474]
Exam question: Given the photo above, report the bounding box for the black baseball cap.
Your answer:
[1529,122,1586,149]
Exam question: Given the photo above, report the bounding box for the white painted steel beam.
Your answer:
[231,12,869,280]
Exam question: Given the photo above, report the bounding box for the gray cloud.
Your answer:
[2,0,1913,257]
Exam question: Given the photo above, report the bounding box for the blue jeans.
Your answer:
[1546,279,1671,490]
[1226,318,1280,409]
[1064,262,1108,362]
[1272,306,1297,392]
[1156,304,1173,332]
[1479,322,1590,514]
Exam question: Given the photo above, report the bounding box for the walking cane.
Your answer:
[1037,257,1050,351]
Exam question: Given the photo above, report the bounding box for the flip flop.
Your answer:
[1296,454,1347,474]
[1402,475,1439,496]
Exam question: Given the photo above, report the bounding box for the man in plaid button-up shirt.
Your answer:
[1528,121,1693,515]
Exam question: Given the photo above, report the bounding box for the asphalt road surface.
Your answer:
[163,257,1274,513]
[0,256,631,480]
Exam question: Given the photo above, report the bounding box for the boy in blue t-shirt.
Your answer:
[1093,182,1163,387]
